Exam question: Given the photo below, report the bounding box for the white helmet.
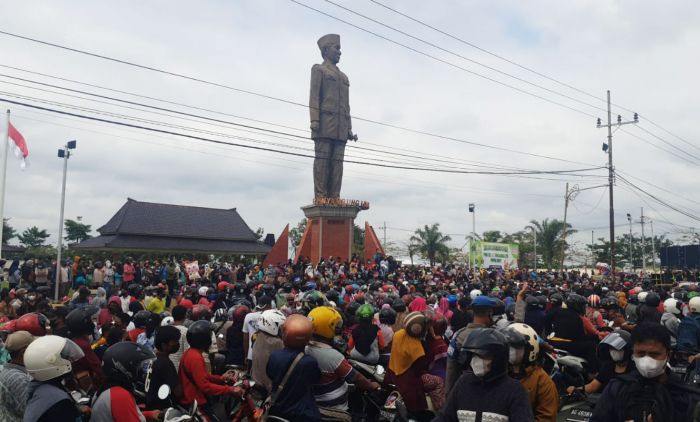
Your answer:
[257,309,286,336]
[663,298,682,315]
[470,290,483,300]
[161,316,175,326]
[198,286,209,297]
[689,297,700,313]
[24,335,84,381]
[637,291,648,304]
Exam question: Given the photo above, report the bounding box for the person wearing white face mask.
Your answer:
[435,328,533,422]
[566,330,635,396]
[591,322,700,422]
[503,323,558,422]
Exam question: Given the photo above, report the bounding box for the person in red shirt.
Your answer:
[123,258,135,284]
[128,310,150,342]
[179,320,242,422]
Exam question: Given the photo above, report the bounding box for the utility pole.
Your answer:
[627,213,633,272]
[650,219,656,273]
[640,207,647,273]
[559,182,571,273]
[469,203,475,269]
[381,221,386,247]
[55,140,77,302]
[596,91,638,275]
[591,230,594,271]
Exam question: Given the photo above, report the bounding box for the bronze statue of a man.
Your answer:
[309,33,357,199]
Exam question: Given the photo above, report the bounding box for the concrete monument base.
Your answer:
[294,202,367,263]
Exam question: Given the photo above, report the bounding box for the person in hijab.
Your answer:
[409,296,428,313]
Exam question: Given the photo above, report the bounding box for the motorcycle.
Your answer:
[551,352,594,422]
[158,385,201,422]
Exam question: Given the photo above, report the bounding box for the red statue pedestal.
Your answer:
[294,202,366,263]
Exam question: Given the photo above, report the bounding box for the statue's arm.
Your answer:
[309,65,322,127]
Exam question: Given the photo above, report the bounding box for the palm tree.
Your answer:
[526,219,576,270]
[410,223,452,266]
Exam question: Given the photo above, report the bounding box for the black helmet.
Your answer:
[282,282,293,293]
[133,310,152,328]
[392,298,406,312]
[596,330,632,362]
[346,302,360,317]
[187,320,214,350]
[460,328,509,378]
[379,308,397,325]
[492,299,505,316]
[601,296,620,310]
[102,342,155,390]
[645,292,661,307]
[550,293,564,306]
[566,294,587,315]
[66,306,98,336]
[505,303,516,321]
[525,295,540,309]
[325,290,340,304]
[674,290,689,303]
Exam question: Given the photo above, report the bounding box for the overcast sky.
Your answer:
[0,0,698,263]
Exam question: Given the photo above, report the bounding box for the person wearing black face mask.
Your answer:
[435,328,532,422]
[146,325,183,410]
[591,323,700,422]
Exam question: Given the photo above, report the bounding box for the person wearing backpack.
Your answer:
[677,296,700,353]
[591,322,700,422]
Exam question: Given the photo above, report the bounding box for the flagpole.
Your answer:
[0,110,10,260]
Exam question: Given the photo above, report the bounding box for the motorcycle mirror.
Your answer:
[157,384,171,400]
[376,365,385,375]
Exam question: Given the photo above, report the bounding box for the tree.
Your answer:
[526,219,575,270]
[592,233,672,270]
[18,226,49,248]
[289,218,307,254]
[352,224,365,257]
[482,230,504,243]
[64,219,92,243]
[2,219,16,244]
[253,227,265,240]
[410,223,452,266]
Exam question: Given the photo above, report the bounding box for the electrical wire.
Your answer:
[0,29,599,166]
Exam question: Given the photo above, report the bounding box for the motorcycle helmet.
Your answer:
[379,308,397,325]
[525,295,540,309]
[470,289,483,300]
[460,328,508,377]
[565,294,587,315]
[282,314,313,349]
[597,330,632,362]
[403,311,428,339]
[66,306,99,336]
[229,304,251,322]
[258,310,287,336]
[102,341,155,389]
[133,310,152,328]
[308,306,343,339]
[186,320,214,350]
[24,335,84,381]
[674,290,689,303]
[213,307,228,322]
[161,316,175,326]
[16,312,49,336]
[645,292,661,307]
[637,291,648,304]
[587,294,601,308]
[503,323,540,365]
[601,296,620,310]
[391,299,406,313]
[492,299,506,316]
[190,304,211,321]
[356,304,375,321]
[217,281,229,292]
[688,296,700,313]
[198,286,208,297]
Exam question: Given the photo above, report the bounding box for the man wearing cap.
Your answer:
[309,33,357,199]
[445,294,496,394]
[0,331,34,421]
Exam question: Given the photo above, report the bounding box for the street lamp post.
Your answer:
[468,203,475,270]
[627,213,633,272]
[527,226,537,272]
[54,140,76,302]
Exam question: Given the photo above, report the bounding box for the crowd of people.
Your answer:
[0,253,700,422]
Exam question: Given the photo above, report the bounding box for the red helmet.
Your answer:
[16,312,49,336]
[588,294,601,307]
[217,281,229,292]
[1,319,17,333]
[282,314,313,349]
[190,304,211,321]
[179,299,194,309]
[229,304,251,323]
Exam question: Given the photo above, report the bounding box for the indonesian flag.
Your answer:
[7,122,29,169]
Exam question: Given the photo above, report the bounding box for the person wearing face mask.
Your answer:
[591,322,700,422]
[566,330,634,396]
[503,323,558,422]
[435,328,533,422]
[445,295,496,394]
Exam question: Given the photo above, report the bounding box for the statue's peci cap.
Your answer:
[317,34,340,50]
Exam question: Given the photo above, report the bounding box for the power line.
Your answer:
[0,96,606,177]
[618,127,698,166]
[617,174,700,222]
[0,30,598,166]
[289,0,599,119]
[368,0,700,153]
[323,0,606,114]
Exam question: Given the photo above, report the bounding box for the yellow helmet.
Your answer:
[308,306,343,339]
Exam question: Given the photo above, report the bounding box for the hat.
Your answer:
[317,33,340,50]
[472,296,497,308]
[5,330,34,352]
